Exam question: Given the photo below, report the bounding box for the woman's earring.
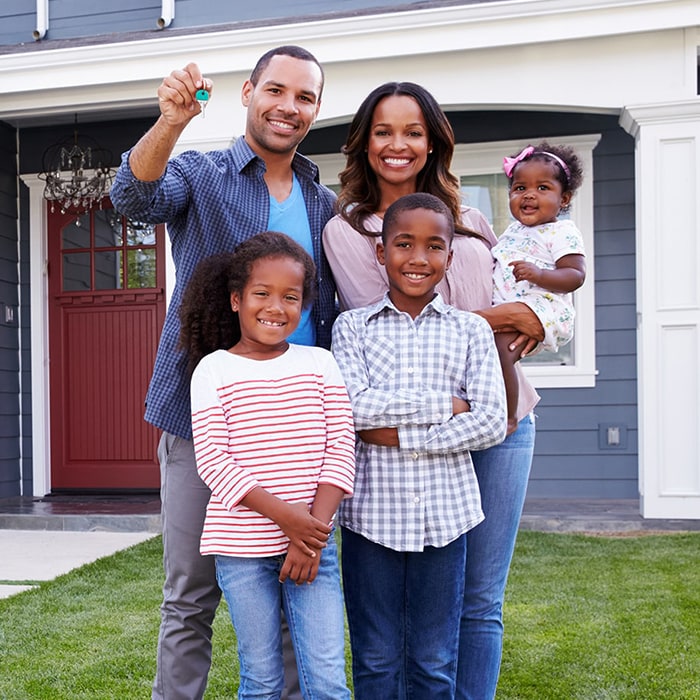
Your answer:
[428,149,434,154]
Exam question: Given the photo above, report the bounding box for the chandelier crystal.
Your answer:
[38,118,115,214]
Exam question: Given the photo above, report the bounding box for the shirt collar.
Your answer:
[230,136,320,183]
[364,291,451,324]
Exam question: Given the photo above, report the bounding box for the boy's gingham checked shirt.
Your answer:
[332,293,507,552]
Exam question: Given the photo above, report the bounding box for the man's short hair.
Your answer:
[250,45,325,97]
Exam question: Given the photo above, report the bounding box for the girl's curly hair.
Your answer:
[178,231,317,376]
[507,141,584,212]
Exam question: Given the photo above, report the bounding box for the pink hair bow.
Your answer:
[503,146,534,178]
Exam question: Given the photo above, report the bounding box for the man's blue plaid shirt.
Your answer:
[110,137,337,440]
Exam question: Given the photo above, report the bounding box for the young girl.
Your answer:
[179,231,355,700]
[494,142,587,433]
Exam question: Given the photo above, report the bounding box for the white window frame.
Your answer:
[315,132,600,389]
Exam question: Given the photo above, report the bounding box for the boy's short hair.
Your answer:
[382,193,455,244]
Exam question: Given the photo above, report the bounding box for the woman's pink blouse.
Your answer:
[323,207,539,419]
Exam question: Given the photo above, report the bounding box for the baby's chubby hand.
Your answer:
[509,260,542,285]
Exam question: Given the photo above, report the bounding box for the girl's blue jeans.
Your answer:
[457,413,536,700]
[341,527,467,700]
[215,533,350,700]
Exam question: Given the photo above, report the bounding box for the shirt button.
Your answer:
[407,367,414,374]
[413,496,420,504]
[412,452,419,460]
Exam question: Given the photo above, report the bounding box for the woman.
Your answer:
[323,81,542,700]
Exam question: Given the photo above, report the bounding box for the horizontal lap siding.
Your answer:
[0,1,160,44]
[0,120,19,497]
[531,127,638,498]
[0,1,459,45]
[48,1,161,39]
[172,0,434,26]
[0,3,34,46]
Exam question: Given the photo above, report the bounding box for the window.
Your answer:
[451,135,599,388]
[314,133,600,389]
[60,207,158,292]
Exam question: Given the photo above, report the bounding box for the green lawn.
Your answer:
[0,532,698,699]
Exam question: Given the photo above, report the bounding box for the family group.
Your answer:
[110,44,585,700]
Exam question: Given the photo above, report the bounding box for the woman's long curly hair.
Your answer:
[178,232,317,376]
[336,81,482,239]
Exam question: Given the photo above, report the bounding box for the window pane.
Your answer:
[61,215,90,249]
[94,209,122,247]
[126,220,156,246]
[460,174,573,367]
[460,174,512,237]
[527,343,574,366]
[126,248,157,288]
[95,250,123,290]
[62,252,91,291]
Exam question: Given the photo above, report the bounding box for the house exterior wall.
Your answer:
[0,121,20,498]
[0,1,490,46]
[534,127,637,498]
[0,0,697,513]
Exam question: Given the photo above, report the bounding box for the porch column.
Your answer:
[19,174,51,496]
[620,99,700,519]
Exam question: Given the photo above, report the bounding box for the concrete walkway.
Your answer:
[0,529,157,599]
[0,495,697,600]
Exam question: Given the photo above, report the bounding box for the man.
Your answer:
[110,45,336,700]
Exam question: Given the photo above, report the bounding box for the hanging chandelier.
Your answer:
[38,117,116,214]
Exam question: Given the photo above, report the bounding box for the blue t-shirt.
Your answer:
[268,174,315,346]
[109,138,336,439]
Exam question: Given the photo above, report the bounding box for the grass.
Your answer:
[0,532,698,699]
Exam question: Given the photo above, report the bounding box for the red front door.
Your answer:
[48,200,165,490]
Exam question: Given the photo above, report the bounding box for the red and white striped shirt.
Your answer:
[191,345,355,557]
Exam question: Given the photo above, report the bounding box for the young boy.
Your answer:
[331,192,507,699]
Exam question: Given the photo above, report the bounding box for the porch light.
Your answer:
[38,117,115,214]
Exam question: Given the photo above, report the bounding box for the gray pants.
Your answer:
[152,433,301,700]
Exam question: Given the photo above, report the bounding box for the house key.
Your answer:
[195,88,209,118]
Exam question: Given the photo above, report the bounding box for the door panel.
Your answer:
[48,200,165,490]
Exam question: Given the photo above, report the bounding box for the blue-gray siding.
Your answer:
[0,1,34,47]
[1,1,499,48]
[0,120,20,498]
[532,128,637,498]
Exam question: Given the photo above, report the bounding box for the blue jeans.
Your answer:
[153,434,301,700]
[456,413,536,700]
[342,527,467,700]
[216,534,350,700]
